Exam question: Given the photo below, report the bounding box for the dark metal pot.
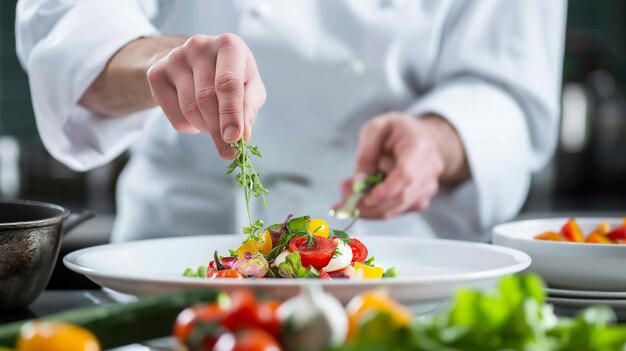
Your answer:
[0,200,94,309]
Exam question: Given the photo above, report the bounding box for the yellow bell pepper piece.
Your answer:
[353,262,384,279]
[346,290,413,339]
[236,229,273,257]
[17,321,101,351]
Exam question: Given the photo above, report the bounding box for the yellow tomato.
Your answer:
[236,229,273,257]
[17,321,101,351]
[353,262,384,279]
[308,218,330,238]
[346,291,412,339]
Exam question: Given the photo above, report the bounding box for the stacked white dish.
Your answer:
[493,217,626,320]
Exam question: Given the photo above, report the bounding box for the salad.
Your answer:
[183,214,396,280]
[184,140,394,280]
[534,217,626,244]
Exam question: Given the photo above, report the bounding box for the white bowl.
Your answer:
[493,218,626,291]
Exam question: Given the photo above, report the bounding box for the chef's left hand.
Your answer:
[334,112,469,220]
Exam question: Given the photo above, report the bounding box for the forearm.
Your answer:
[420,114,470,186]
[79,36,185,117]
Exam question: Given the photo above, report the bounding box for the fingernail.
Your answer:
[223,126,239,140]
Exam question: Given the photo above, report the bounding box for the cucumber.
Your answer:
[0,289,218,349]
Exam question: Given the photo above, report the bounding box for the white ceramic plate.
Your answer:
[548,288,626,300]
[64,235,530,304]
[493,218,626,291]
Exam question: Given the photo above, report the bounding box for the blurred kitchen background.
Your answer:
[0,0,625,289]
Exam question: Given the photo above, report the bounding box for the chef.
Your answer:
[15,0,566,243]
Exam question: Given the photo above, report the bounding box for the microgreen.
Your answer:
[365,256,376,267]
[332,247,343,258]
[226,139,269,244]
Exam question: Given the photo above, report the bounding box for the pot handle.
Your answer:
[62,209,95,236]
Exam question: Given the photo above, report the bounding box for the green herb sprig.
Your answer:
[226,139,269,244]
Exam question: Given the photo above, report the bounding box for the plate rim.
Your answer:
[63,235,531,287]
[547,296,626,307]
[547,288,626,299]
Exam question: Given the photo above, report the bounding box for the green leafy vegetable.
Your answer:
[228,249,238,258]
[336,274,626,351]
[364,256,375,267]
[278,252,309,278]
[287,216,310,232]
[265,216,311,261]
[227,139,269,245]
[382,267,398,278]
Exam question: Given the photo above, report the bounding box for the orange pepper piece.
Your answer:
[560,218,584,242]
[236,230,273,257]
[586,232,613,244]
[534,231,567,241]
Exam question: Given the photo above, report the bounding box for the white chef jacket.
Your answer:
[15,0,566,243]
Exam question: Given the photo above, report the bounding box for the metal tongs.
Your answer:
[329,173,385,231]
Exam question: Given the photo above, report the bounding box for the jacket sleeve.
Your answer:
[407,0,566,240]
[16,0,161,171]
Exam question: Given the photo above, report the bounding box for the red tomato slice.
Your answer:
[288,236,336,269]
[347,238,368,264]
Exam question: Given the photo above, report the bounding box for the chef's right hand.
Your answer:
[147,34,266,159]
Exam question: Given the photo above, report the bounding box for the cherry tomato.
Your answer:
[221,290,261,331]
[206,261,218,278]
[288,236,336,269]
[16,321,101,351]
[347,238,368,263]
[255,301,282,337]
[214,269,244,279]
[307,218,330,238]
[173,304,227,350]
[213,329,282,351]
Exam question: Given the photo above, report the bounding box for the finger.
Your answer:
[171,68,207,132]
[377,154,395,174]
[188,42,236,159]
[147,64,199,134]
[243,100,256,142]
[214,34,247,144]
[363,154,414,206]
[242,51,266,141]
[354,117,392,174]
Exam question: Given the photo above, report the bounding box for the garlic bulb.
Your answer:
[277,285,348,350]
